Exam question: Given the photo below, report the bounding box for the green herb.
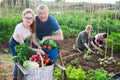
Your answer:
[13,43,35,63]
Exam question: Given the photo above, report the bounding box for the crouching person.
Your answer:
[76,25,99,53]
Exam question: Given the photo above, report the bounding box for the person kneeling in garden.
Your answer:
[93,33,107,48]
[76,25,99,53]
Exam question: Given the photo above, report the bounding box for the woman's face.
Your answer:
[86,29,92,34]
[23,13,33,26]
[37,8,49,23]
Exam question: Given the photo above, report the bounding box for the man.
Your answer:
[76,25,99,53]
[35,4,63,41]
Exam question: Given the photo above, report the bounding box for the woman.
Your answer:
[93,33,107,47]
[9,9,45,80]
[76,25,98,53]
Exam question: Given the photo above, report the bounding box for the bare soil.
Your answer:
[58,37,120,73]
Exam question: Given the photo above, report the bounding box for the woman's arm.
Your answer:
[90,41,99,50]
[30,33,41,49]
[84,43,95,53]
[16,34,24,44]
[30,33,45,55]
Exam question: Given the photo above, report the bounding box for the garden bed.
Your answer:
[58,37,120,73]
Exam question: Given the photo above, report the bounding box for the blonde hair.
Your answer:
[22,9,36,33]
[85,25,93,31]
[85,25,93,39]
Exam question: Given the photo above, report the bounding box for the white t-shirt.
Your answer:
[13,23,31,42]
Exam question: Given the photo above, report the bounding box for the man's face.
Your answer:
[37,8,49,23]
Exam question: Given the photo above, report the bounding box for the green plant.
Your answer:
[54,68,61,80]
[66,65,87,80]
[96,48,103,56]
[107,32,120,52]
[87,69,109,80]
[83,50,91,60]
[98,57,116,66]
[13,43,35,63]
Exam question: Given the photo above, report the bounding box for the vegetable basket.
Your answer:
[25,54,54,80]
[43,47,58,62]
[40,39,59,62]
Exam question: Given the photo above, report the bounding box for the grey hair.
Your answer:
[37,4,49,11]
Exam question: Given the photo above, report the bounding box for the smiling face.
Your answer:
[22,9,34,26]
[37,5,49,23]
[23,13,33,26]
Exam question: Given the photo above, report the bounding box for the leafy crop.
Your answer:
[87,69,109,80]
[13,43,35,63]
[66,65,87,80]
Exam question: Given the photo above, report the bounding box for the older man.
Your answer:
[35,4,63,41]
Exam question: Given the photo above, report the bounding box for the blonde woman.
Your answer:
[9,9,45,80]
[76,25,98,53]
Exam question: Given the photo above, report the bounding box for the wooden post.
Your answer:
[111,38,114,57]
[105,8,109,58]
[98,7,100,33]
[90,3,93,25]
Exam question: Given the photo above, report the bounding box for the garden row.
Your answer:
[0,11,120,52]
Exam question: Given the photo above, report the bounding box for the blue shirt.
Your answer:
[36,15,60,40]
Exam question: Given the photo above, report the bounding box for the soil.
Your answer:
[57,37,120,73]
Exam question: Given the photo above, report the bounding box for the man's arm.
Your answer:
[43,29,63,41]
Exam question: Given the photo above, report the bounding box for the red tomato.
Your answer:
[44,54,49,58]
[43,45,47,49]
[44,58,50,64]
[47,45,52,50]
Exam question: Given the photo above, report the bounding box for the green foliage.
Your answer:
[107,32,120,52]
[0,11,120,53]
[13,43,35,63]
[87,69,109,80]
[54,65,110,80]
[66,65,87,80]
[54,68,61,80]
[40,39,58,48]
[83,50,92,60]
[61,25,79,38]
[0,13,22,42]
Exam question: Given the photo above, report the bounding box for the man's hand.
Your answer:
[37,49,45,55]
[31,48,45,55]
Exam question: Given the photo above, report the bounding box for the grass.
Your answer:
[0,53,14,80]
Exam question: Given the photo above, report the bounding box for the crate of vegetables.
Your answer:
[40,39,59,62]
[14,43,54,80]
[23,53,54,80]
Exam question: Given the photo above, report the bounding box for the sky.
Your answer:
[65,0,119,4]
[0,0,119,4]
[43,0,119,4]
